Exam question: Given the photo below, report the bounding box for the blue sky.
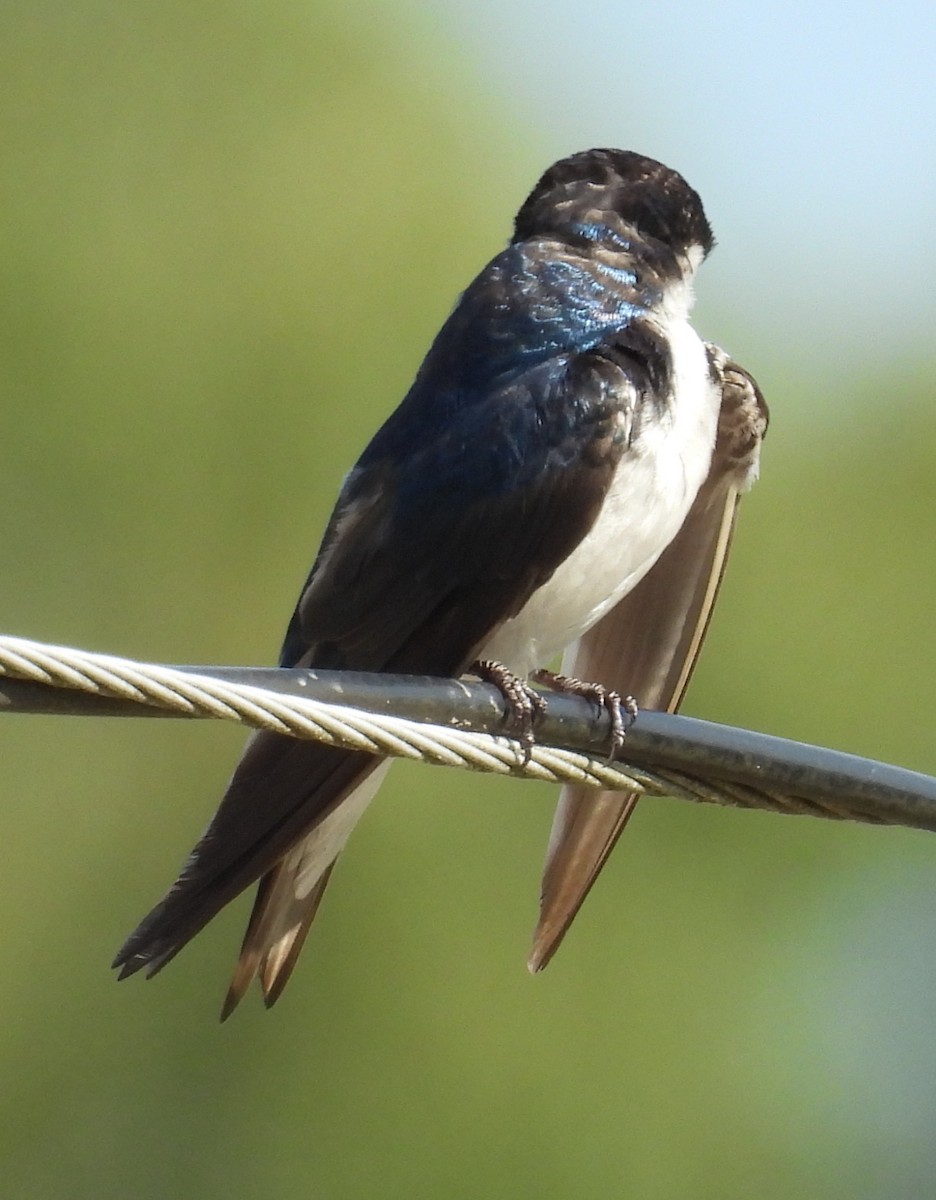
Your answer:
[404,0,936,403]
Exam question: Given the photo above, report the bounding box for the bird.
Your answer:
[113,147,767,1015]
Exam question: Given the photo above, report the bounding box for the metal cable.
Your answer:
[1,633,935,830]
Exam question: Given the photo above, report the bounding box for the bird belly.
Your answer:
[480,319,719,677]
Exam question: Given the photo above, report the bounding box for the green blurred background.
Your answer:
[3,3,936,1197]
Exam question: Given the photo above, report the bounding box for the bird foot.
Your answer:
[471,659,548,764]
[530,669,637,759]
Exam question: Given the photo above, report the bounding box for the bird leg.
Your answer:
[530,668,637,759]
[470,659,548,764]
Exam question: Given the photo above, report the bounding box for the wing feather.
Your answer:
[114,330,645,1007]
[529,351,767,971]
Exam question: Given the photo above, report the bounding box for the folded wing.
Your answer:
[529,350,768,971]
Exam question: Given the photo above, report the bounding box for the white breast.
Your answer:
[480,310,719,677]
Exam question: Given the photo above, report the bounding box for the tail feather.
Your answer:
[221,861,336,1021]
[113,732,387,1007]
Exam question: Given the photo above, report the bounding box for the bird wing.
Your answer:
[114,328,649,1009]
[528,350,768,971]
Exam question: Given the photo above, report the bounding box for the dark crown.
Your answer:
[512,148,713,259]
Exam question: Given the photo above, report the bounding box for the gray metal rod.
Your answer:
[2,666,935,829]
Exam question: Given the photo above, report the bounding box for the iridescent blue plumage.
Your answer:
[359,243,649,464]
[338,231,670,544]
[113,148,749,1015]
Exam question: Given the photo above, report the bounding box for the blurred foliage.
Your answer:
[2,5,936,1200]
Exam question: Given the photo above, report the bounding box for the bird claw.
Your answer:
[530,669,637,760]
[471,659,548,764]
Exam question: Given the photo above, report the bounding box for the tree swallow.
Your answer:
[113,148,767,1015]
